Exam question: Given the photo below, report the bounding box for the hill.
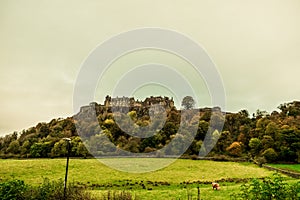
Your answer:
[0,96,300,163]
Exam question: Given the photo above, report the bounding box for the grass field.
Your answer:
[268,163,300,173]
[0,158,284,199]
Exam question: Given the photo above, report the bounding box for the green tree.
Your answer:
[88,134,116,155]
[196,120,209,140]
[30,142,53,158]
[20,140,31,155]
[6,140,20,154]
[261,135,274,150]
[249,138,262,156]
[51,140,68,157]
[265,122,278,138]
[124,137,140,153]
[215,131,232,153]
[181,96,195,110]
[262,148,278,162]
[210,111,225,130]
[77,142,89,158]
[162,122,177,138]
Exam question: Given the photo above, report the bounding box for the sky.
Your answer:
[1,0,300,136]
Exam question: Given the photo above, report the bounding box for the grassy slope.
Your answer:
[0,158,274,184]
[268,163,300,173]
[0,158,276,199]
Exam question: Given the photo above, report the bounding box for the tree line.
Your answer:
[0,99,299,163]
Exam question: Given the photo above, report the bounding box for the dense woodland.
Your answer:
[0,96,300,164]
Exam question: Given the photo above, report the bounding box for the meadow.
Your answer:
[268,163,300,173]
[0,158,294,199]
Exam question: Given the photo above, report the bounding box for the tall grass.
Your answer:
[101,190,139,200]
[0,178,95,200]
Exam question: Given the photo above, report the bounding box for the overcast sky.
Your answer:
[1,0,300,136]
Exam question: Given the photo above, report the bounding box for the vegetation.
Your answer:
[0,96,300,164]
[101,191,139,200]
[181,96,195,110]
[268,164,300,173]
[1,159,298,199]
[0,159,274,185]
[0,178,96,200]
[1,96,299,199]
[232,174,300,199]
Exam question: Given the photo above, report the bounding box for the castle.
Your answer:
[79,95,175,115]
[78,95,226,118]
[104,95,174,108]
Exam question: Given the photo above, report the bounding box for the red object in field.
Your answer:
[212,182,220,190]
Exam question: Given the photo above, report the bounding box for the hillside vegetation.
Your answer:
[0,96,300,163]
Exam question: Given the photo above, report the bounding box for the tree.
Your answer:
[210,111,225,130]
[51,140,68,157]
[262,148,278,162]
[77,142,89,158]
[30,142,53,158]
[181,96,195,110]
[7,140,20,154]
[88,134,116,155]
[196,120,209,141]
[20,140,31,155]
[226,142,242,157]
[255,109,269,118]
[265,122,278,138]
[216,131,233,153]
[249,138,262,156]
[123,137,140,153]
[261,135,274,150]
[162,122,177,138]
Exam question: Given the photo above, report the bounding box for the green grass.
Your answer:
[268,163,300,173]
[0,158,278,199]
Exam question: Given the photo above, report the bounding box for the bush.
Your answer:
[0,179,27,200]
[31,178,95,200]
[0,179,139,200]
[232,173,300,200]
[0,178,96,200]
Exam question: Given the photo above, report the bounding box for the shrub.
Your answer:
[0,179,27,200]
[32,178,96,200]
[232,173,300,200]
[0,178,96,200]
